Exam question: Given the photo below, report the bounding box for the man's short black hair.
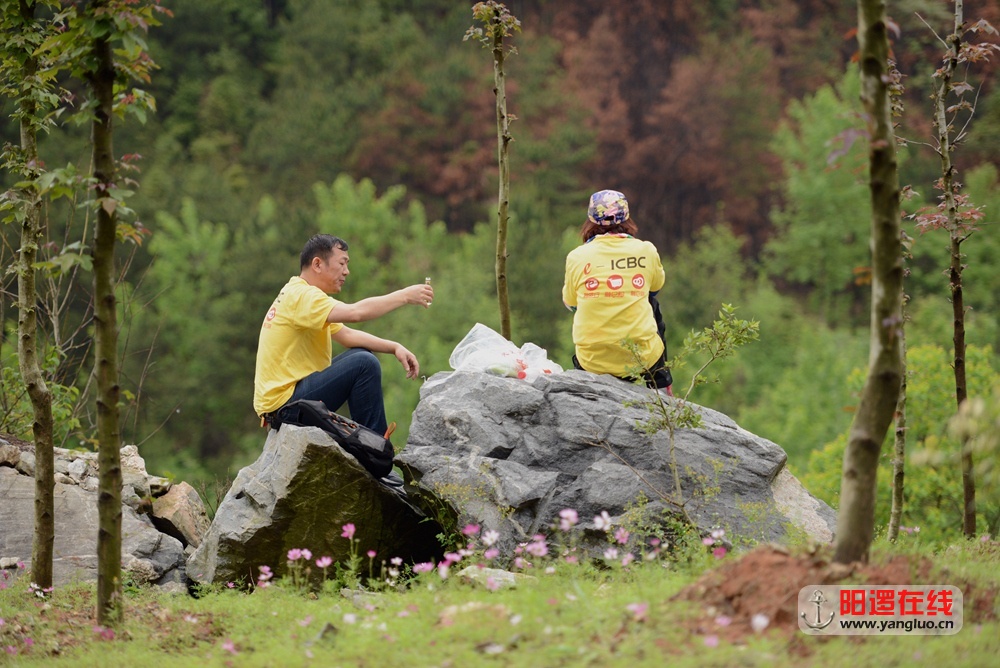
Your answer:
[300,234,349,270]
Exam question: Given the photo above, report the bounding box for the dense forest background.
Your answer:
[2,0,999,541]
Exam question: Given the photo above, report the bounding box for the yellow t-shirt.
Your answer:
[562,234,665,376]
[253,277,345,415]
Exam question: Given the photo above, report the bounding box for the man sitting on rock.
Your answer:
[253,234,434,441]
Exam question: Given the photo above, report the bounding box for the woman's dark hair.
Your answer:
[300,234,349,269]
[580,219,638,243]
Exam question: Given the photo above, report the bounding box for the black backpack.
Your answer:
[272,399,394,478]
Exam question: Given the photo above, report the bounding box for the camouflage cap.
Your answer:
[587,189,630,226]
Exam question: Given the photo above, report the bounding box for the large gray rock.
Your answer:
[0,466,185,587]
[186,425,443,586]
[396,370,836,557]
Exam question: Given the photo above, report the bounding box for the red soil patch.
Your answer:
[673,543,997,651]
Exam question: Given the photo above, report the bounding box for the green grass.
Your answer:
[1,533,997,667]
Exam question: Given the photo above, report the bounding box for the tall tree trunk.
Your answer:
[834,0,904,565]
[492,24,512,341]
[950,232,975,536]
[888,313,907,542]
[89,1,124,626]
[14,0,55,591]
[932,1,976,538]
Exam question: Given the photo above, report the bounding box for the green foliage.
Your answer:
[949,384,1000,514]
[245,0,427,198]
[765,67,871,325]
[735,309,867,471]
[670,304,760,400]
[661,223,752,340]
[128,195,288,475]
[0,325,80,445]
[802,344,1000,542]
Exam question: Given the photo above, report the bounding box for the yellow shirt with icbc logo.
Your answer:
[562,234,665,376]
[253,276,345,415]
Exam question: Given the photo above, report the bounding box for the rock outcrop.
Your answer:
[186,425,444,586]
[0,439,202,589]
[396,370,836,558]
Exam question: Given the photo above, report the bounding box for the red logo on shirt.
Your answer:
[585,277,600,291]
[266,307,277,321]
[632,274,645,289]
[607,275,624,290]
[583,263,592,275]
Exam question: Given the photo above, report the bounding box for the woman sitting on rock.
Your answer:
[561,189,672,393]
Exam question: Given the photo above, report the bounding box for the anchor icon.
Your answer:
[800,590,835,630]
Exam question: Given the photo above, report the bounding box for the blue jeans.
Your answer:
[288,348,388,436]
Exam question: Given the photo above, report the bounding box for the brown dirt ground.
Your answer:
[672,543,998,654]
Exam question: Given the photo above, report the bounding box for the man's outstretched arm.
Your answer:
[329,283,433,324]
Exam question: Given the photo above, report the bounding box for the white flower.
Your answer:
[594,511,613,531]
[751,613,770,633]
[482,530,501,547]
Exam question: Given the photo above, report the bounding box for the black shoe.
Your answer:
[379,472,404,488]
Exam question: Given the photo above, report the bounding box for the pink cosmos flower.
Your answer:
[485,577,500,592]
[525,538,548,558]
[604,548,619,560]
[316,556,333,568]
[614,528,630,545]
[594,511,612,531]
[341,523,356,539]
[559,508,579,531]
[626,602,648,622]
[301,548,312,560]
[462,524,481,536]
[484,548,500,560]
[413,561,435,573]
[621,553,635,567]
[287,549,303,561]
[704,635,719,648]
[222,639,238,655]
[712,546,727,559]
[367,550,377,559]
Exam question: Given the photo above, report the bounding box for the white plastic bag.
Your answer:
[449,323,564,379]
